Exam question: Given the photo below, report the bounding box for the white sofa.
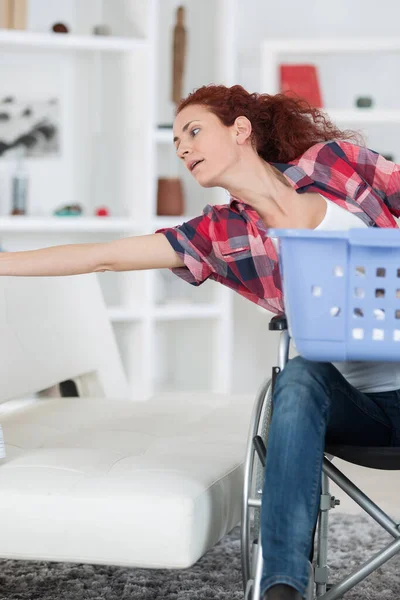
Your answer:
[0,273,255,569]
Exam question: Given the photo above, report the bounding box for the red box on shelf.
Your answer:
[279,64,323,108]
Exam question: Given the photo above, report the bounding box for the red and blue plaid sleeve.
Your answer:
[155,209,214,286]
[335,141,400,218]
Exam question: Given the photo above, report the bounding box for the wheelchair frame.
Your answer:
[241,316,400,600]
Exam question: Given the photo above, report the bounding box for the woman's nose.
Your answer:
[178,141,191,159]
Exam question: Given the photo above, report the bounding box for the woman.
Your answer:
[1,85,400,600]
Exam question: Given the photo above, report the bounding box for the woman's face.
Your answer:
[173,104,240,188]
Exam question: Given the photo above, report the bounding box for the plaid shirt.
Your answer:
[156,140,400,314]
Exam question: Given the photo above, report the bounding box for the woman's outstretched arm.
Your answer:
[0,233,184,277]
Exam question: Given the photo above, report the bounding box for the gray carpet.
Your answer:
[0,513,399,600]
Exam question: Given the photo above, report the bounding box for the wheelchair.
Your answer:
[241,314,400,600]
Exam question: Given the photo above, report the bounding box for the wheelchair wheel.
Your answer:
[241,375,273,596]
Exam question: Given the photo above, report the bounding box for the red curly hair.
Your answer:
[176,84,362,164]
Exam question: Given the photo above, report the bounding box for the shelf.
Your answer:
[0,216,201,233]
[107,304,223,322]
[152,215,196,228]
[0,216,144,233]
[0,29,148,52]
[262,37,400,54]
[154,303,223,320]
[108,307,145,322]
[326,109,400,124]
[154,128,174,144]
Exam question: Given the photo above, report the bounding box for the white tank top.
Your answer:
[271,195,400,393]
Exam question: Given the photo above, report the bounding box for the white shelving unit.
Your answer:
[0,29,148,51]
[0,0,239,401]
[152,0,239,398]
[261,37,400,131]
[154,128,173,144]
[327,110,400,124]
[0,216,142,232]
[0,215,203,232]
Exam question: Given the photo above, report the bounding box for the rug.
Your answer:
[0,513,399,599]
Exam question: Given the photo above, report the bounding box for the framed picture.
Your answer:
[0,96,60,158]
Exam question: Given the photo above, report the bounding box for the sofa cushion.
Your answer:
[0,391,254,568]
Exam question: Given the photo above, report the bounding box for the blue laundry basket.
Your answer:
[268,228,400,362]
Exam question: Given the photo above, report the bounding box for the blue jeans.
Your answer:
[260,355,400,598]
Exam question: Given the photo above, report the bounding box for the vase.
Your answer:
[157,177,185,216]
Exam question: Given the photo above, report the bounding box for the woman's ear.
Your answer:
[234,116,252,145]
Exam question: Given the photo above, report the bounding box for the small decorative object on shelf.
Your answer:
[0,0,12,28]
[355,96,373,108]
[53,204,83,216]
[9,0,26,30]
[95,206,110,217]
[93,25,111,36]
[172,6,187,106]
[157,177,185,216]
[10,146,28,215]
[279,64,323,108]
[157,123,174,134]
[52,22,69,34]
[0,0,26,30]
